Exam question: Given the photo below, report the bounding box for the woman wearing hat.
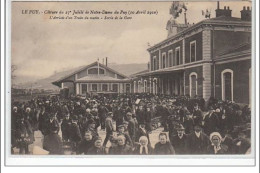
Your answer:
[207,132,228,154]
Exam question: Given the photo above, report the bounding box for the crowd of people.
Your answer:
[11,93,251,155]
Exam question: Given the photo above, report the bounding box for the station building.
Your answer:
[52,61,131,96]
[131,5,252,105]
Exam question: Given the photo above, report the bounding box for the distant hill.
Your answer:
[14,63,147,90]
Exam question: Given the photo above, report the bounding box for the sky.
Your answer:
[11,1,252,79]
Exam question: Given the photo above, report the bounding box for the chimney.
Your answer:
[105,57,108,66]
[215,2,232,18]
[241,6,251,21]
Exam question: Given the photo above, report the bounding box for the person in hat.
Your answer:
[15,115,33,154]
[45,112,60,136]
[61,113,71,142]
[183,112,194,135]
[134,136,153,155]
[38,106,49,136]
[136,123,150,145]
[233,131,251,154]
[185,124,210,154]
[113,105,125,131]
[154,132,175,155]
[69,115,82,153]
[192,103,203,127]
[117,124,133,148]
[203,106,219,135]
[86,119,99,139]
[78,131,95,154]
[87,137,106,155]
[207,132,228,154]
[98,104,109,130]
[161,103,170,132]
[108,135,118,154]
[43,124,63,155]
[103,112,114,147]
[221,130,235,154]
[136,105,146,125]
[122,121,129,133]
[145,106,153,133]
[170,124,188,154]
[126,112,136,143]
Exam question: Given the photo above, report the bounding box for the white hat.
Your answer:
[210,132,222,141]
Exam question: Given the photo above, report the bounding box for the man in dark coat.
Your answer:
[192,104,203,127]
[38,106,48,136]
[161,103,170,132]
[135,124,150,144]
[203,107,219,135]
[87,137,106,155]
[44,112,60,136]
[145,106,153,133]
[113,106,125,130]
[69,115,82,152]
[126,112,136,143]
[43,128,63,155]
[15,116,33,154]
[154,132,175,155]
[61,113,71,142]
[78,131,95,154]
[103,112,114,147]
[136,105,146,125]
[170,124,188,154]
[86,119,99,139]
[98,105,108,130]
[233,132,251,154]
[183,113,194,135]
[185,125,210,154]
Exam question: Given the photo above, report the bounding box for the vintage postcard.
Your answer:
[5,0,256,166]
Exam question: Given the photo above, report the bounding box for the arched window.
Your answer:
[189,72,198,98]
[221,69,233,101]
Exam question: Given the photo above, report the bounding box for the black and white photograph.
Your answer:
[3,0,257,167]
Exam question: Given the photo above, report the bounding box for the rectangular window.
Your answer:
[168,50,173,67]
[153,56,157,71]
[102,84,108,91]
[112,84,118,92]
[92,84,97,91]
[190,41,196,62]
[162,53,166,68]
[175,47,180,65]
[81,84,88,94]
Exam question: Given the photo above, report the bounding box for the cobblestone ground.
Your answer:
[13,125,166,154]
